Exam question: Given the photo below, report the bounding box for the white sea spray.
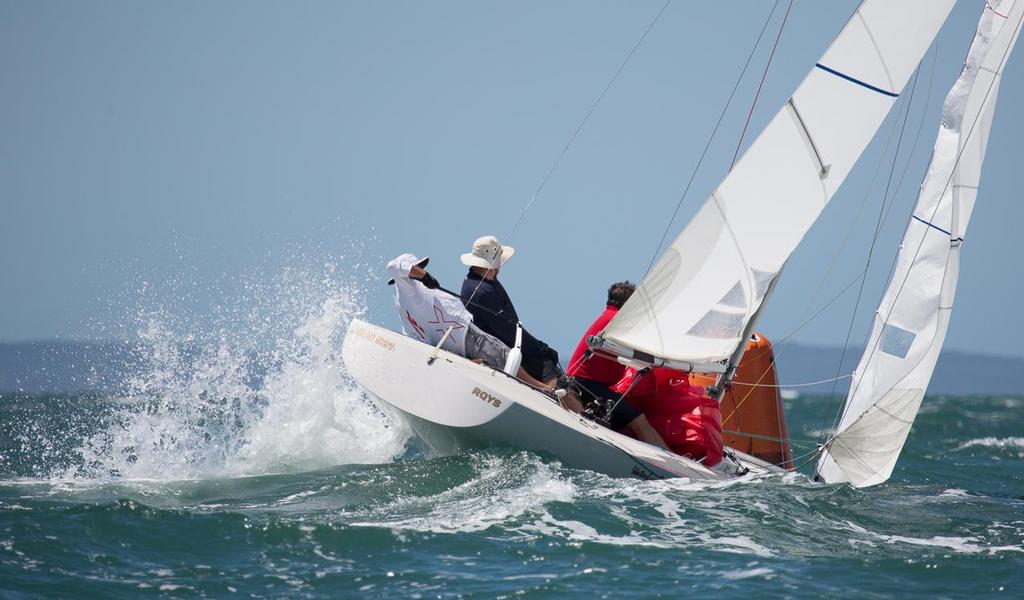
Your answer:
[63,261,411,481]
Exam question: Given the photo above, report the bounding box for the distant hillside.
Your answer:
[1,340,1022,395]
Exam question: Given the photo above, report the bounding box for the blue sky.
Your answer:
[2,1,1022,359]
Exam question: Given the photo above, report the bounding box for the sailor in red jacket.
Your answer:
[611,367,724,467]
[567,281,670,450]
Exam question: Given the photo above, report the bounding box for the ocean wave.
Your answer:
[17,263,411,482]
[350,453,574,533]
[955,437,1024,451]
[878,534,1023,555]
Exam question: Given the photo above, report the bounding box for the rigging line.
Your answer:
[504,0,673,245]
[826,44,937,382]
[837,13,1024,448]
[729,0,794,170]
[825,59,929,405]
[730,373,851,389]
[723,429,818,449]
[817,67,922,451]
[782,45,934,459]
[642,0,782,278]
[720,268,863,428]
[878,44,940,236]
[793,446,829,472]
[835,16,1021,435]
[850,43,942,338]
[720,82,910,425]
[825,8,1024,459]
[791,116,903,325]
[825,45,939,366]
[780,269,866,342]
[719,79,913,428]
[791,47,935,335]
[720,90,913,427]
[703,3,876,431]
[462,1,675,329]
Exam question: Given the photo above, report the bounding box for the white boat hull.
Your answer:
[342,319,781,480]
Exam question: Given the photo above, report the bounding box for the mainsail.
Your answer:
[600,1,954,367]
[817,0,1024,488]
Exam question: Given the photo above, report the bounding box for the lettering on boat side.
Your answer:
[351,325,396,351]
[472,387,502,408]
[630,464,663,480]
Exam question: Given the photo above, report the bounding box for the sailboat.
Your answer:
[342,0,1021,483]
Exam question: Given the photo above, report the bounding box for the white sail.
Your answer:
[601,0,954,366]
[817,0,1024,488]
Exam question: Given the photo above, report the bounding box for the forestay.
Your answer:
[601,0,954,366]
[817,0,1024,488]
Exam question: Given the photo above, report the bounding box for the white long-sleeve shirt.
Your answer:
[386,253,472,355]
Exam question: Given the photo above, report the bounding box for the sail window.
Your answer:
[752,269,776,302]
[688,309,745,339]
[879,324,916,359]
[718,282,746,308]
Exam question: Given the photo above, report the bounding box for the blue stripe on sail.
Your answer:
[912,214,952,236]
[815,63,899,97]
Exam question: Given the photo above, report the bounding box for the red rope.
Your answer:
[730,0,795,170]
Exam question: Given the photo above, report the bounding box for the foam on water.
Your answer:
[58,262,411,481]
[722,566,775,580]
[956,436,1024,451]
[840,519,1024,555]
[352,454,575,533]
[878,534,1023,555]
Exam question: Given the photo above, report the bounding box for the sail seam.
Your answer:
[855,10,897,90]
[874,403,915,425]
[815,63,899,97]
[911,214,952,236]
[709,191,754,302]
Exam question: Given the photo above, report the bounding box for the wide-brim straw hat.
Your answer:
[460,235,515,269]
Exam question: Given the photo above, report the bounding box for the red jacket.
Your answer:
[612,367,724,467]
[567,305,626,385]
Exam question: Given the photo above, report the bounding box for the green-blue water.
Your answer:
[2,389,1021,599]
[1,284,1021,599]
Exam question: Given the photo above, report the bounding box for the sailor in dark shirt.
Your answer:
[459,235,562,387]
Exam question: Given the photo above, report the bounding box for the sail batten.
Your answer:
[602,0,955,365]
[817,0,1024,488]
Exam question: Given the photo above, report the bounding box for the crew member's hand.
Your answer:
[409,265,440,289]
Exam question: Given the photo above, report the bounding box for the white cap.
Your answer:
[386,254,429,285]
[460,235,515,269]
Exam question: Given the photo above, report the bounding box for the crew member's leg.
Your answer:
[465,325,548,389]
[522,353,582,413]
[621,415,671,451]
[575,378,669,450]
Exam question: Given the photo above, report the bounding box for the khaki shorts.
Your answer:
[465,323,510,370]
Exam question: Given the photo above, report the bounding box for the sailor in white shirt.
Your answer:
[386,253,549,389]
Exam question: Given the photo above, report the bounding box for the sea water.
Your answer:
[1,271,1021,598]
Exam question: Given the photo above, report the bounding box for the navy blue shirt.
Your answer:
[460,269,554,361]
